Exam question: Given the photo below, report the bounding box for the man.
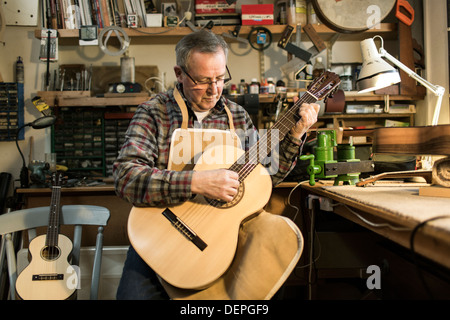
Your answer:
[113,29,320,299]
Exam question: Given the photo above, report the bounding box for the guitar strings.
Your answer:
[230,94,317,185]
[189,93,317,220]
[177,81,332,228]
[46,175,62,276]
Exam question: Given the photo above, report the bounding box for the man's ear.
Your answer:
[174,66,183,82]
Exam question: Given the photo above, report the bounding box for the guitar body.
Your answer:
[128,144,273,289]
[16,234,77,300]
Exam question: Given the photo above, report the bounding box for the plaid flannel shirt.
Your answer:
[113,86,305,206]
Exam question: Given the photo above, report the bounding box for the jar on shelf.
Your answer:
[312,56,325,79]
[267,77,276,94]
[249,78,260,94]
[238,79,248,95]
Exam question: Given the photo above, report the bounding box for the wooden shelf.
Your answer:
[34,23,397,44]
[317,112,415,130]
[37,91,150,107]
[57,95,150,107]
[258,91,424,104]
[38,90,423,108]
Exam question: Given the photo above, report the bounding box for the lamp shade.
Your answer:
[356,38,401,93]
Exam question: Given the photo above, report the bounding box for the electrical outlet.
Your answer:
[319,197,334,212]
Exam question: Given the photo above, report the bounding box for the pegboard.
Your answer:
[2,0,39,26]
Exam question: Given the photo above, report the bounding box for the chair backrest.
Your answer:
[0,205,110,300]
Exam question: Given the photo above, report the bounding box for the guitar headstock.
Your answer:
[307,71,341,101]
[51,172,64,187]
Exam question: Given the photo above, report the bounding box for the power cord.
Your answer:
[409,215,450,299]
[338,203,412,232]
[144,76,166,95]
[286,181,322,285]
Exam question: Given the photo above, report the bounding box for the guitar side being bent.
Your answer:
[128,72,341,290]
[15,172,78,300]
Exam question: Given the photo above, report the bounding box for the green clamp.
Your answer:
[300,154,321,186]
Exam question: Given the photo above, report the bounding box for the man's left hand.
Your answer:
[290,102,321,140]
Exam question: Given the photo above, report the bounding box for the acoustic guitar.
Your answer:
[16,172,78,300]
[128,71,341,290]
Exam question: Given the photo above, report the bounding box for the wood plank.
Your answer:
[33,23,397,42]
[398,22,417,96]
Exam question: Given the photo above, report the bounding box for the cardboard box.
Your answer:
[241,4,273,25]
[195,0,236,14]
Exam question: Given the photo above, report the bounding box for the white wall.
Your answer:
[0,27,46,194]
[416,0,449,125]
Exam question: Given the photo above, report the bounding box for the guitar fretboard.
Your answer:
[45,174,62,248]
[229,92,318,182]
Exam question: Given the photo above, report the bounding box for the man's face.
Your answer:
[175,49,227,112]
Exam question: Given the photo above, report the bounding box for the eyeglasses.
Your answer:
[181,65,232,89]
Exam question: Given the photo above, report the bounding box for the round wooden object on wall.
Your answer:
[312,0,396,33]
[432,156,450,187]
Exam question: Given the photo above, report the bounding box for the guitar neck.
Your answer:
[46,173,62,248]
[230,92,317,182]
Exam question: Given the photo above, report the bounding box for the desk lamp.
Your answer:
[356,36,445,126]
[15,115,56,188]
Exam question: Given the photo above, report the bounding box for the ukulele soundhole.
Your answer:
[205,183,245,208]
[41,246,61,261]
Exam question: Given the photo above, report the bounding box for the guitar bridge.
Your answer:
[32,274,64,281]
[162,208,207,251]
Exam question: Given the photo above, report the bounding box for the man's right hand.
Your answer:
[191,169,240,202]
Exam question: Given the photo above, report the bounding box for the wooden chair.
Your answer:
[0,205,110,300]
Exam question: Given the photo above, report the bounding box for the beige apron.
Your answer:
[160,88,304,300]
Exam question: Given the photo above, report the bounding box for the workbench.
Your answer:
[299,180,450,299]
[301,181,450,270]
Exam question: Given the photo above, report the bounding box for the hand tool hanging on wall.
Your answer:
[186,19,214,32]
[32,96,52,116]
[221,25,249,44]
[247,26,272,51]
[395,0,414,26]
[39,29,58,90]
[278,25,311,62]
[278,24,326,78]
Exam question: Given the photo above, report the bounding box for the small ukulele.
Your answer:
[15,172,78,300]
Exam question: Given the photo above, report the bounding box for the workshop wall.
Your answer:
[0,0,447,196]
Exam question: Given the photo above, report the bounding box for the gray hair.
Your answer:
[175,29,229,70]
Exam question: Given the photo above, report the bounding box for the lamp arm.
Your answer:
[380,47,445,125]
[379,48,445,97]
[15,124,28,168]
[15,124,30,188]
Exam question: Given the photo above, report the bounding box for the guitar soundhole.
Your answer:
[41,246,61,261]
[205,183,245,208]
